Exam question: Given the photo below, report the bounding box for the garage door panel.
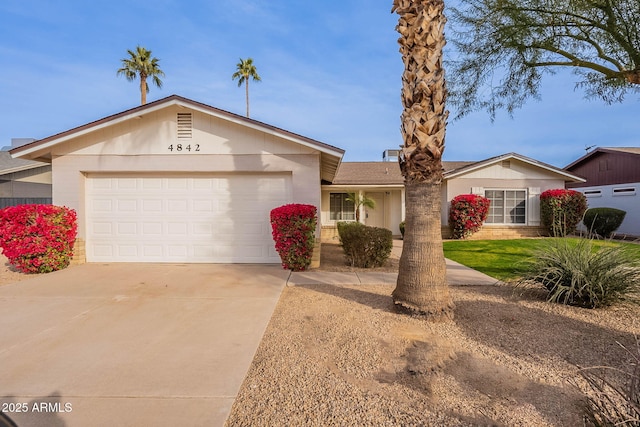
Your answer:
[142,199,163,212]
[117,199,137,212]
[118,245,137,257]
[117,223,137,235]
[86,174,292,263]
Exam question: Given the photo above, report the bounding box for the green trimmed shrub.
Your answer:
[337,221,393,268]
[540,189,587,237]
[583,207,626,238]
[519,238,640,308]
[399,221,405,239]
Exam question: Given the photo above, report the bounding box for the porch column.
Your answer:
[358,190,365,224]
[400,187,406,221]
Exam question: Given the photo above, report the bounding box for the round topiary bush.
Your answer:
[583,207,626,238]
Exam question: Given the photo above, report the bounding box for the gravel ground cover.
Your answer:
[226,243,640,426]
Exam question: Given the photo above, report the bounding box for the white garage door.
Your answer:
[86,173,292,263]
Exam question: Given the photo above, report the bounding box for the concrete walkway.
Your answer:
[288,258,499,286]
[289,239,500,287]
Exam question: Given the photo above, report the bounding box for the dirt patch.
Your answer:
[0,255,31,287]
[317,242,400,272]
[227,246,640,426]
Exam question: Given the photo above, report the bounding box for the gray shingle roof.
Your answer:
[0,151,49,175]
[331,161,475,185]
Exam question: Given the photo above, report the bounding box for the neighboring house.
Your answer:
[565,147,640,237]
[0,150,52,208]
[321,152,585,240]
[11,95,344,265]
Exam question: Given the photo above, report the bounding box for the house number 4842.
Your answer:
[168,144,200,152]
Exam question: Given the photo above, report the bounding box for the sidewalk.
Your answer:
[288,240,500,286]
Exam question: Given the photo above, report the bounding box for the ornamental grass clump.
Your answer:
[578,341,640,427]
[270,204,316,271]
[540,189,587,237]
[519,238,640,308]
[0,204,77,274]
[448,194,490,239]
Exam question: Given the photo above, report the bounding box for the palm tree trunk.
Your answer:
[393,179,452,316]
[245,79,250,117]
[140,74,147,105]
[392,0,454,318]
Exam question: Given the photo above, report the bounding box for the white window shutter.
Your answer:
[528,187,541,226]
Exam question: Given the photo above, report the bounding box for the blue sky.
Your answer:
[1,0,638,168]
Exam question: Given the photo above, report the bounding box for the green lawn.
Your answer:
[442,238,640,281]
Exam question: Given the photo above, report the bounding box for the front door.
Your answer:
[365,192,385,228]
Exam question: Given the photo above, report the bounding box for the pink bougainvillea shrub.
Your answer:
[448,194,490,239]
[270,204,317,271]
[540,189,587,237]
[0,204,77,273]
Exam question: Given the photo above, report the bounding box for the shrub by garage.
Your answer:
[270,204,317,271]
[0,204,77,274]
[337,221,392,268]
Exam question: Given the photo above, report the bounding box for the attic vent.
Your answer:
[501,160,511,168]
[177,113,192,139]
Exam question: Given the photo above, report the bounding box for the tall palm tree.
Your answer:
[232,58,261,117]
[117,46,165,105]
[391,0,454,318]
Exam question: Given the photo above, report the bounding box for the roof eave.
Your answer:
[445,152,586,182]
[9,95,345,179]
[322,183,404,188]
[0,162,50,176]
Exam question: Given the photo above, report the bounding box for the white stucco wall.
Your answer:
[576,182,640,236]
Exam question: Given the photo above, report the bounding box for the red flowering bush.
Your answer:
[540,189,587,237]
[449,194,490,239]
[0,204,77,274]
[270,204,317,271]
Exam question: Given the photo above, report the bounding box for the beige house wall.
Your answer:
[50,107,323,245]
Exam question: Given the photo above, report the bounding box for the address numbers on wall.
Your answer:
[168,144,200,152]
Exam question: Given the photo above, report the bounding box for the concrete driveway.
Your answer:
[0,263,288,427]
